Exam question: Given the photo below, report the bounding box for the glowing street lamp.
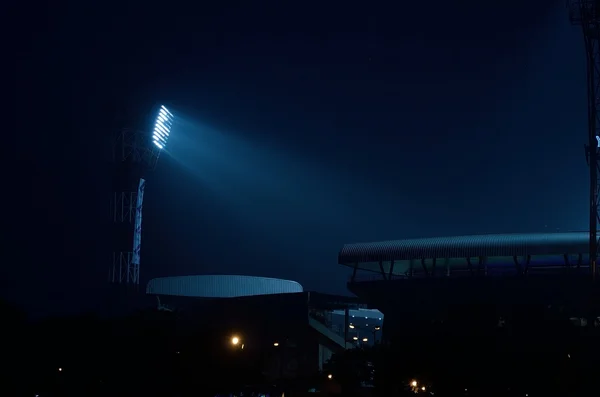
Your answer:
[152,105,174,150]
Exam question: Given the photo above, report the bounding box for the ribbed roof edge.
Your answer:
[338,232,590,264]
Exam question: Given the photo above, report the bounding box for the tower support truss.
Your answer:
[570,0,600,279]
[109,128,159,287]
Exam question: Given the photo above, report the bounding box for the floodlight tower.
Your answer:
[569,0,600,279]
[109,105,174,288]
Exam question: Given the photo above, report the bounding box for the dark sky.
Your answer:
[7,0,588,316]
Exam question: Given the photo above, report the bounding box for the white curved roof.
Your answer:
[146,275,303,298]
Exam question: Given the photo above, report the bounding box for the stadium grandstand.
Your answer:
[339,232,590,281]
[339,232,600,344]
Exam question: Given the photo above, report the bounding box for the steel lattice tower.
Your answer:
[109,105,173,288]
[109,128,158,287]
[570,0,600,279]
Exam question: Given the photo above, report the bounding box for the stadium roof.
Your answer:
[339,232,591,278]
[146,275,303,298]
[339,232,589,264]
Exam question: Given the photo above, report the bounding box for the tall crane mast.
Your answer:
[569,0,600,279]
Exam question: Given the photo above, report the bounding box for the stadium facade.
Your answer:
[145,275,365,381]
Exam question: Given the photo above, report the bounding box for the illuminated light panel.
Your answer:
[152,105,174,149]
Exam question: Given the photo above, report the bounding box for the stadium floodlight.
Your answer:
[152,105,174,150]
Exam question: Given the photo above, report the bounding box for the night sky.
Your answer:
[7,0,588,316]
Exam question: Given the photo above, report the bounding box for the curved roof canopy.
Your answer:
[146,275,303,298]
[339,232,589,265]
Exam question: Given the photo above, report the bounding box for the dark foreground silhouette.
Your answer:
[4,299,600,396]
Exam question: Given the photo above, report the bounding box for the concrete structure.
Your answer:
[145,275,364,381]
[331,308,384,346]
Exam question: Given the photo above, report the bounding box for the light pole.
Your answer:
[273,338,289,381]
[109,104,174,289]
[373,326,381,343]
